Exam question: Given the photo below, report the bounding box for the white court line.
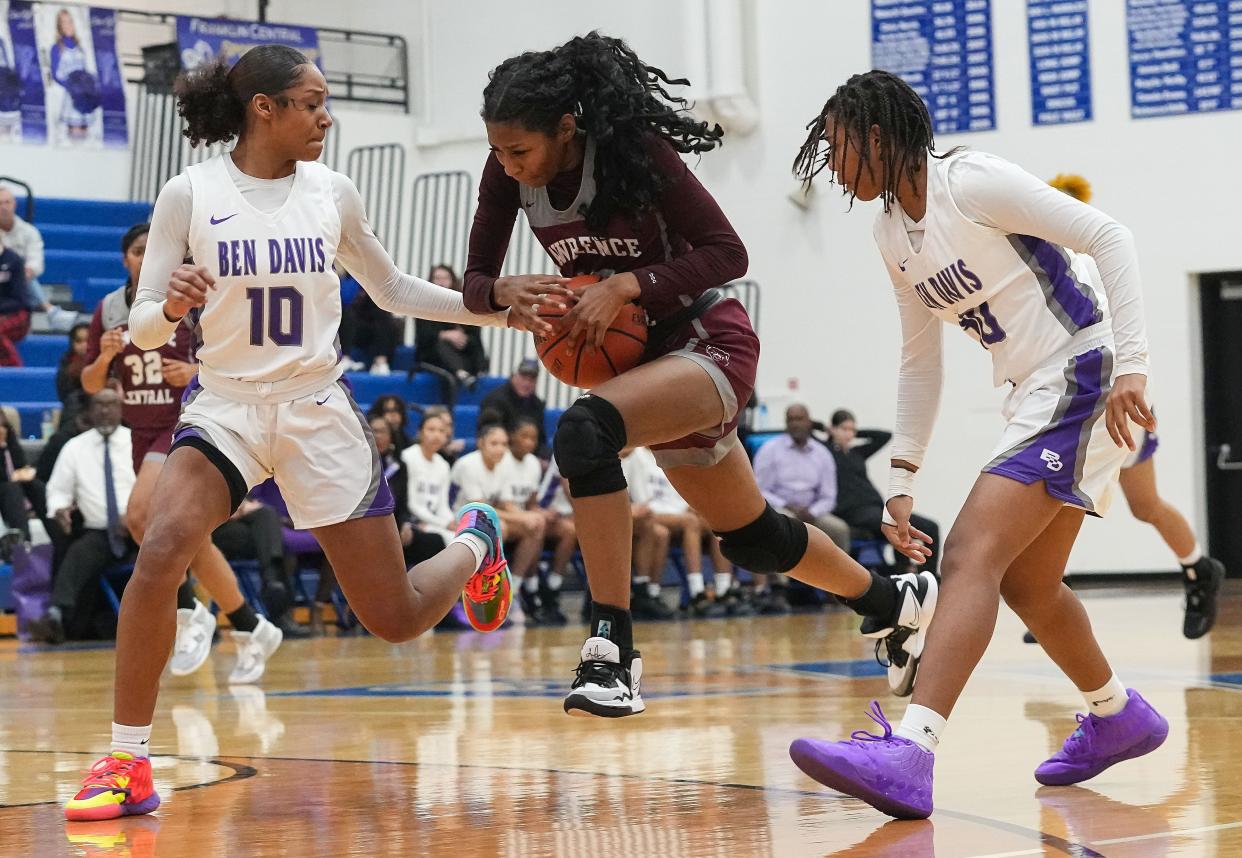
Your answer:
[969,819,1242,858]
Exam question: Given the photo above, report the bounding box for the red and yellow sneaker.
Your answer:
[65,752,160,821]
[456,502,512,632]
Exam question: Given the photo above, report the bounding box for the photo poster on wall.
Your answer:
[871,0,996,134]
[1128,0,1241,118]
[2,1,47,145]
[176,16,321,73]
[28,2,125,148]
[1027,0,1092,125]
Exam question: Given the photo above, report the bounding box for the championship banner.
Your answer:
[88,6,125,147]
[4,1,46,144]
[177,16,321,71]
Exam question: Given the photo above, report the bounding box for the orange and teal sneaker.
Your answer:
[65,752,160,821]
[456,502,511,632]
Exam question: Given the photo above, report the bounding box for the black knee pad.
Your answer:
[554,394,628,498]
[716,504,808,573]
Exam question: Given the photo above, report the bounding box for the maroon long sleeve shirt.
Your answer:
[463,136,748,322]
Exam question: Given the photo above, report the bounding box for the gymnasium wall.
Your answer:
[8,0,1242,573]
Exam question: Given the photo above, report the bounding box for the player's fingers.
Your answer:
[908,526,933,545]
[1114,401,1136,451]
[1105,404,1124,448]
[1130,397,1156,431]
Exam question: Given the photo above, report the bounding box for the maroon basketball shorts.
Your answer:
[130,426,174,474]
[645,298,759,468]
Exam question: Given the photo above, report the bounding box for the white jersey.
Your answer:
[873,150,1149,469]
[185,155,342,393]
[537,456,574,516]
[875,150,1114,388]
[401,445,454,532]
[504,451,543,507]
[622,447,689,514]
[450,451,514,512]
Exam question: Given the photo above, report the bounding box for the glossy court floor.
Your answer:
[2,583,1241,857]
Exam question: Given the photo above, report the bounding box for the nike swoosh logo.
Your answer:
[315,392,332,405]
[210,213,238,225]
[899,258,909,271]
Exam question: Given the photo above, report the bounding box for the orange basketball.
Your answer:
[533,274,648,388]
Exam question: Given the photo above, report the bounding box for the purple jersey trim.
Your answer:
[1010,234,1103,333]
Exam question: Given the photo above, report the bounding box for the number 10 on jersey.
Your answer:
[246,287,304,346]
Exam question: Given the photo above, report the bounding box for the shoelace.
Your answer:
[1059,713,1095,755]
[464,561,507,602]
[571,659,623,690]
[873,628,911,670]
[847,700,896,746]
[81,756,139,791]
[175,624,204,656]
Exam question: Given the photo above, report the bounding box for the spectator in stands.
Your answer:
[751,403,852,614]
[0,236,34,366]
[536,454,578,618]
[371,413,436,569]
[28,389,135,643]
[56,322,90,429]
[0,186,54,315]
[421,404,465,463]
[506,416,565,623]
[619,448,676,621]
[827,408,940,574]
[210,493,309,638]
[479,357,547,452]
[0,412,46,543]
[416,264,488,387]
[36,393,89,484]
[367,394,412,450]
[349,284,402,376]
[401,409,455,546]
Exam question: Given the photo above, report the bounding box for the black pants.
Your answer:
[353,304,400,363]
[404,528,446,568]
[52,529,133,635]
[838,503,941,574]
[0,479,45,538]
[212,506,291,616]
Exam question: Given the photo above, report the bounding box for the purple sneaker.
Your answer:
[789,701,934,819]
[1034,689,1168,786]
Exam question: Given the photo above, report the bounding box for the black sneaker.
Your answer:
[631,589,675,621]
[720,586,755,617]
[756,587,792,615]
[685,591,725,619]
[1184,556,1226,639]
[858,571,938,697]
[538,586,568,626]
[27,606,65,645]
[563,637,644,717]
[519,587,545,626]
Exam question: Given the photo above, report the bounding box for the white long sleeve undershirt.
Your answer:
[130,157,507,350]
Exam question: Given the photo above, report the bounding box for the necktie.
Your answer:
[102,437,125,558]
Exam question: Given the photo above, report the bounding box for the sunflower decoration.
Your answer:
[1047,173,1092,204]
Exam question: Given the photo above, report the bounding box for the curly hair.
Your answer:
[1048,173,1092,203]
[793,70,954,213]
[481,31,723,229]
[174,44,310,147]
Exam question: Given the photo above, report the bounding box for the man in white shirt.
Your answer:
[28,389,136,643]
[0,186,52,313]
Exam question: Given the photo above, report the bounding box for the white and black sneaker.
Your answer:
[859,570,938,697]
[563,637,645,718]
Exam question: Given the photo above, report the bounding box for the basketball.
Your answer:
[533,274,648,388]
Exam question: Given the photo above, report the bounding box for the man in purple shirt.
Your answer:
[753,404,852,552]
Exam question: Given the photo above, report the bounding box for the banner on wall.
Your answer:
[30,2,125,148]
[4,1,47,145]
[176,16,321,71]
[871,0,996,135]
[1027,0,1092,126]
[1127,0,1241,118]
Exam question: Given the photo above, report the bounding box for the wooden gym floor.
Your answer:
[1,583,1241,857]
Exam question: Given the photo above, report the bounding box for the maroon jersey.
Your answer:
[464,136,747,322]
[85,286,195,432]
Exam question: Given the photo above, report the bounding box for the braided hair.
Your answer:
[481,31,723,230]
[793,70,953,212]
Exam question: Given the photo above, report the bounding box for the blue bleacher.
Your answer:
[544,408,563,442]
[18,334,67,368]
[11,402,61,438]
[453,404,479,440]
[0,368,57,402]
[345,371,442,409]
[39,223,128,254]
[70,277,124,309]
[26,197,151,229]
[457,375,506,406]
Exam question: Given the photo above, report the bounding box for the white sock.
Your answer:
[633,575,650,588]
[687,572,705,597]
[450,532,487,569]
[522,575,539,593]
[714,572,733,595]
[1178,544,1202,571]
[646,582,661,598]
[1083,674,1128,718]
[546,572,564,591]
[894,705,945,753]
[112,722,153,758]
